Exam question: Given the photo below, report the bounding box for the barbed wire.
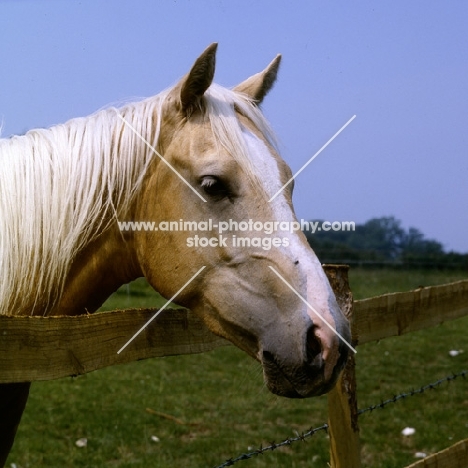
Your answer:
[213,369,467,468]
[357,369,467,416]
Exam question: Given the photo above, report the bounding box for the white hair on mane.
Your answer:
[0,82,278,316]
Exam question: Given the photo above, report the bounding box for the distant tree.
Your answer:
[356,217,405,260]
[403,227,425,251]
[402,227,444,255]
[304,216,466,270]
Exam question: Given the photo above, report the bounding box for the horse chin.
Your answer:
[263,367,338,398]
[260,349,346,399]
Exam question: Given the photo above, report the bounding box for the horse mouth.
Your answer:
[260,350,342,398]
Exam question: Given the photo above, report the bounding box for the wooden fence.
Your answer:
[1,266,467,466]
[325,266,468,468]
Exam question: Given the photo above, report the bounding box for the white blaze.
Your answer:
[242,130,345,375]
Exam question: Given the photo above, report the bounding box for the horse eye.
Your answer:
[200,176,230,199]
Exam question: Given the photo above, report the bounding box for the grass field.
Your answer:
[6,268,468,468]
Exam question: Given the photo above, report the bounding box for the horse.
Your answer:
[0,43,351,464]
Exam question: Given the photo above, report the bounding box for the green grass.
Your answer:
[7,268,468,467]
[97,277,181,311]
[348,267,468,300]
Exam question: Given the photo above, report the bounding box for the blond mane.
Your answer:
[0,83,278,316]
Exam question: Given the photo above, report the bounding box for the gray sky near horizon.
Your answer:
[1,0,467,253]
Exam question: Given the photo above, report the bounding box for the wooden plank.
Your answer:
[326,265,361,468]
[405,438,468,468]
[0,308,229,383]
[1,275,467,383]
[353,279,468,345]
[0,264,353,384]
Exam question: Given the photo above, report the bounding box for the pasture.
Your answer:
[7,268,468,468]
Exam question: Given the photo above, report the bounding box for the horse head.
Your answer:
[130,44,351,397]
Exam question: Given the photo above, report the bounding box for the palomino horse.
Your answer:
[0,43,351,464]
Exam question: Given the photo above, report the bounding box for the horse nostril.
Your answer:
[262,350,275,363]
[306,325,322,364]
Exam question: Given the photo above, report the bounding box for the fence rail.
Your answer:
[405,438,468,468]
[0,308,228,383]
[354,279,468,344]
[1,277,467,384]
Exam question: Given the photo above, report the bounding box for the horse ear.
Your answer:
[180,43,218,114]
[233,54,281,104]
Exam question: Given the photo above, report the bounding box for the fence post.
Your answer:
[324,264,360,468]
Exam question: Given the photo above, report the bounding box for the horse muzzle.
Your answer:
[260,323,350,398]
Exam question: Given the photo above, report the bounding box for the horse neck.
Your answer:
[1,101,161,317]
[44,113,152,316]
[47,226,143,316]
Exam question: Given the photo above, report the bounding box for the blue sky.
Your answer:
[1,0,467,252]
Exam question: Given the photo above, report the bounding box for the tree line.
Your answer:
[303,216,468,270]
